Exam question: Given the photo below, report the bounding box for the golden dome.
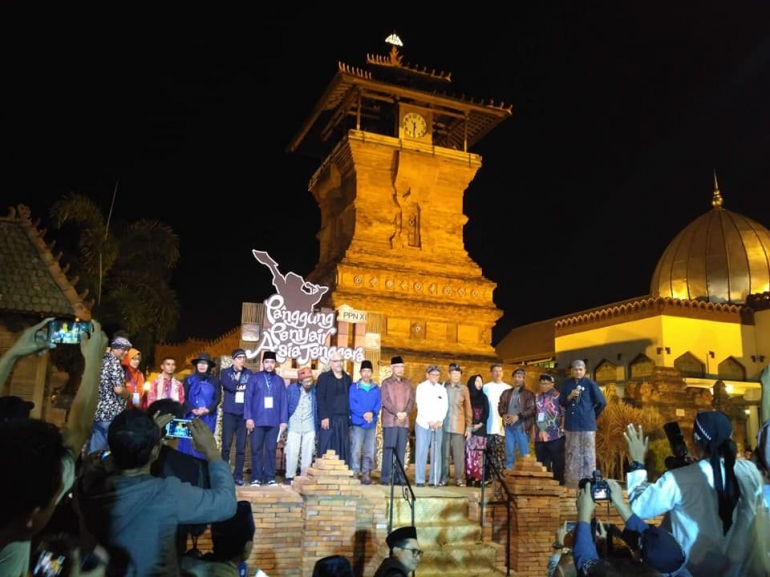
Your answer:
[650,174,770,304]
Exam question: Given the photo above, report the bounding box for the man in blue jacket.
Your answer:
[558,360,606,488]
[349,360,381,485]
[244,351,288,486]
[219,348,253,485]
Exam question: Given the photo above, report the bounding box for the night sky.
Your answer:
[5,6,770,345]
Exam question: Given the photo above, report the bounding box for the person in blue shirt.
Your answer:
[244,351,288,486]
[219,349,253,485]
[558,360,606,489]
[349,360,382,485]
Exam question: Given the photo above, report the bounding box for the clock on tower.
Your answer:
[399,107,432,142]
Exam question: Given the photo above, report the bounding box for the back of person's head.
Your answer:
[0,419,67,538]
[108,408,160,470]
[211,501,255,562]
[147,398,185,419]
[0,395,35,422]
[312,555,354,577]
[693,410,740,534]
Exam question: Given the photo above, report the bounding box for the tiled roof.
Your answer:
[0,204,92,320]
[495,318,557,363]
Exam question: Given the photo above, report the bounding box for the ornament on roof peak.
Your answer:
[385,32,403,47]
[711,169,724,208]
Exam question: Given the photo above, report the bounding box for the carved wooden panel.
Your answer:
[674,352,705,378]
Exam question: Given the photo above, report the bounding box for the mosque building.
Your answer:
[496,174,770,447]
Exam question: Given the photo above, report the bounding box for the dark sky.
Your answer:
[5,6,770,345]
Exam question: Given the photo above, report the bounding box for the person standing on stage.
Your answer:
[380,356,415,486]
[315,352,352,465]
[559,359,606,488]
[534,373,565,484]
[220,348,253,485]
[245,350,287,486]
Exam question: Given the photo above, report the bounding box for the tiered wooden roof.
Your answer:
[0,204,92,320]
[287,42,512,156]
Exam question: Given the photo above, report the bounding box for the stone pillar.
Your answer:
[295,450,363,575]
[501,455,564,577]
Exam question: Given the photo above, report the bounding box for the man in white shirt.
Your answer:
[414,365,448,487]
[483,363,511,478]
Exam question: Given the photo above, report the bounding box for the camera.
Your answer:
[579,469,611,501]
[164,418,194,439]
[47,319,93,345]
[663,421,691,470]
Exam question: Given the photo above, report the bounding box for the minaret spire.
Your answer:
[711,169,723,208]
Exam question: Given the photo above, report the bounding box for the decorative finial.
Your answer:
[385,32,403,47]
[711,169,723,208]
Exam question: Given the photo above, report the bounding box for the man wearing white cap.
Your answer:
[88,335,132,453]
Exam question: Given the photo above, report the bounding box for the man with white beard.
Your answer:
[315,352,353,466]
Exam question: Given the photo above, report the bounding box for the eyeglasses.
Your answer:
[399,546,423,558]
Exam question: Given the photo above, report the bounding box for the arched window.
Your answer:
[629,354,655,380]
[594,359,617,383]
[717,356,746,381]
[673,352,705,378]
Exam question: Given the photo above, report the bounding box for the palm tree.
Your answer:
[49,191,181,366]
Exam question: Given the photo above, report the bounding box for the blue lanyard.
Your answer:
[264,373,272,394]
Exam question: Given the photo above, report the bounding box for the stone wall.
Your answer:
[191,450,389,577]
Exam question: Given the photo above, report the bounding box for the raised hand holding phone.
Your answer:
[189,417,221,461]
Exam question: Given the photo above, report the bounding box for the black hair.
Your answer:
[146,398,185,419]
[312,555,354,577]
[210,502,255,561]
[107,408,160,470]
[0,419,67,529]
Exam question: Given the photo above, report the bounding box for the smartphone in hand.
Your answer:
[164,418,194,439]
[48,319,93,345]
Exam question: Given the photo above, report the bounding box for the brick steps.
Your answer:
[381,488,503,576]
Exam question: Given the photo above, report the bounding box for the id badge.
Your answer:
[132,392,141,406]
[235,391,245,404]
[264,396,274,409]
[537,412,546,422]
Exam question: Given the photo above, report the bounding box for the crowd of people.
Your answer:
[1,316,769,576]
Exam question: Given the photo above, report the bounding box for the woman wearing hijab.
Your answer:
[121,348,146,409]
[178,352,221,459]
[464,373,489,487]
[623,410,769,576]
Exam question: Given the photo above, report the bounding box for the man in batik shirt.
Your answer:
[89,336,132,453]
[534,373,565,484]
